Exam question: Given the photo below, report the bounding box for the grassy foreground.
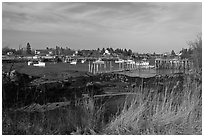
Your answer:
[103,72,202,135]
[2,64,202,135]
[3,72,201,135]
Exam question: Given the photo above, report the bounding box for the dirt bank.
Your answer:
[3,69,185,109]
[2,69,188,135]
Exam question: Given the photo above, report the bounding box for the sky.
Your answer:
[2,2,202,53]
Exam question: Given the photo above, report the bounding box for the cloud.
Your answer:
[2,2,162,32]
[2,2,202,53]
[3,2,201,33]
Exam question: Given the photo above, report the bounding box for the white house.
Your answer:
[72,50,78,57]
[7,52,13,56]
[103,49,110,55]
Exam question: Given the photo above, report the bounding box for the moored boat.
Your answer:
[70,60,77,65]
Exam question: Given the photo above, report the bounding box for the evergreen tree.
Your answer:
[127,49,132,56]
[171,50,176,56]
[109,47,114,53]
[26,42,32,55]
[123,49,128,56]
[101,48,105,54]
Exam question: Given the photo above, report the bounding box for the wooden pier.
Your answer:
[87,57,192,74]
[88,59,151,74]
[155,58,191,69]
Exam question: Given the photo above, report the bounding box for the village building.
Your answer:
[103,49,110,55]
[35,50,54,56]
[6,51,13,56]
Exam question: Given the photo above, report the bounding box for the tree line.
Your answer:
[2,43,134,57]
[2,35,201,64]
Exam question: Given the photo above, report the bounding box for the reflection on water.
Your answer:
[118,69,187,78]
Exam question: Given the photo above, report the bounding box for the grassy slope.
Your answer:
[104,73,202,135]
[2,73,201,135]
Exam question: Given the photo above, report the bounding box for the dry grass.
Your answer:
[2,73,202,135]
[2,74,202,135]
[104,73,202,135]
[2,100,96,135]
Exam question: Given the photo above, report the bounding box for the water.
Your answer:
[44,61,188,78]
[3,61,187,78]
[87,61,187,78]
[118,69,186,78]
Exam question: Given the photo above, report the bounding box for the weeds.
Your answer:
[104,72,202,135]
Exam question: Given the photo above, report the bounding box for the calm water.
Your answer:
[117,69,186,78]
[3,61,187,78]
[85,61,187,78]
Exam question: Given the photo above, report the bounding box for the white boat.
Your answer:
[32,56,38,59]
[33,62,46,67]
[93,58,104,64]
[81,60,85,63]
[126,59,135,64]
[28,61,33,66]
[115,59,125,63]
[141,58,149,66]
[140,61,149,66]
[70,60,77,65]
[136,59,152,69]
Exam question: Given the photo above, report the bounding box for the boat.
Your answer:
[81,60,85,63]
[70,60,77,65]
[33,61,46,67]
[28,61,33,66]
[126,59,135,64]
[135,58,153,69]
[93,58,104,64]
[115,59,125,63]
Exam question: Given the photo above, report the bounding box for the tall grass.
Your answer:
[104,74,202,135]
[3,73,201,135]
[2,96,99,135]
[189,33,202,72]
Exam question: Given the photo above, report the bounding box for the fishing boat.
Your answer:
[81,60,86,63]
[135,58,153,69]
[93,58,104,64]
[28,61,33,66]
[126,59,135,64]
[115,59,125,63]
[33,61,46,67]
[70,60,77,65]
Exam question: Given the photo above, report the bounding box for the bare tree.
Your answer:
[188,33,202,72]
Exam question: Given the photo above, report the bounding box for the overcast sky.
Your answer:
[2,2,202,53]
